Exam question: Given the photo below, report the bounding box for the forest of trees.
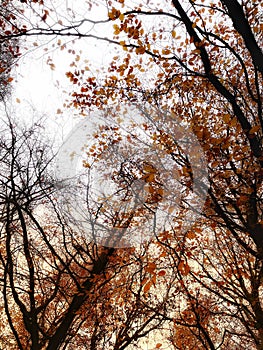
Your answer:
[0,0,262,349]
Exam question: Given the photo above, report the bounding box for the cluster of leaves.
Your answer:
[0,0,22,100]
[0,0,262,349]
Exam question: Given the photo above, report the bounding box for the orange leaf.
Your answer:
[158,270,166,276]
[108,8,121,20]
[178,261,190,276]
[162,48,171,55]
[186,231,196,240]
[146,262,156,274]
[249,125,260,134]
[143,163,157,173]
[135,46,146,55]
[144,173,155,183]
[113,24,120,35]
[144,281,152,293]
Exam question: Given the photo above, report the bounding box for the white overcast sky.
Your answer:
[11,0,114,145]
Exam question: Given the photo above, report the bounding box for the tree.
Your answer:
[0,0,262,349]
[0,110,183,349]
[0,0,20,100]
[62,1,263,348]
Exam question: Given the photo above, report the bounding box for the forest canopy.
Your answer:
[0,0,262,349]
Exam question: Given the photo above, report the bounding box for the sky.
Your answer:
[11,0,114,142]
[13,37,108,145]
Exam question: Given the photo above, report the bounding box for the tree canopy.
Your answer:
[0,0,262,349]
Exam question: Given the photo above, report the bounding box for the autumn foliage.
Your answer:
[0,0,262,349]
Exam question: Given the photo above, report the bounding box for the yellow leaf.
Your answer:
[119,13,124,21]
[113,24,120,35]
[171,30,176,38]
[16,98,21,103]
